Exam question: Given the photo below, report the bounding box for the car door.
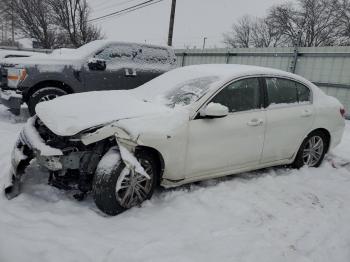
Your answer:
[261,77,315,163]
[185,77,266,178]
[82,43,141,91]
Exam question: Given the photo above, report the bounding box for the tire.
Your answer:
[27,87,68,116]
[93,148,158,216]
[292,130,328,169]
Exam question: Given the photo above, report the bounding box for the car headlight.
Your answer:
[7,68,27,88]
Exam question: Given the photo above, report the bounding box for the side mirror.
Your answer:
[200,102,229,118]
[88,58,106,71]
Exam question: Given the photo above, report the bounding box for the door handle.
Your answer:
[247,118,264,126]
[301,109,312,117]
[125,68,137,77]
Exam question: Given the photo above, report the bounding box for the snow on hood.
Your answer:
[2,54,82,68]
[35,91,173,136]
[0,40,110,67]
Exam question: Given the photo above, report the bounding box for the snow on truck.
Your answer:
[0,40,176,115]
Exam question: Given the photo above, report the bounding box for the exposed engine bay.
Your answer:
[5,117,138,201]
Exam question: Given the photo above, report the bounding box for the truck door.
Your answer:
[82,43,141,91]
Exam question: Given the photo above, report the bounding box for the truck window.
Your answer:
[136,46,169,64]
[94,44,137,63]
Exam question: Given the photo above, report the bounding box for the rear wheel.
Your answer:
[93,148,157,216]
[293,130,328,168]
[27,87,68,116]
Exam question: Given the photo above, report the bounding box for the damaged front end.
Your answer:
[4,117,130,200]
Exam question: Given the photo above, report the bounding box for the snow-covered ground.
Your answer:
[0,104,350,262]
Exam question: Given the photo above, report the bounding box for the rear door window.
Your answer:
[296,82,311,103]
[265,78,311,106]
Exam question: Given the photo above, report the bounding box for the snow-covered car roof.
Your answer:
[51,48,75,56]
[133,64,316,104]
[70,40,174,60]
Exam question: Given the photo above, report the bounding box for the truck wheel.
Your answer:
[93,148,158,216]
[27,87,68,116]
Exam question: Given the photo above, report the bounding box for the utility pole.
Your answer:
[290,31,302,73]
[202,37,207,50]
[167,0,176,46]
[11,0,15,46]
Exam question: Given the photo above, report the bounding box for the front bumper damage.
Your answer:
[4,117,65,199]
[4,117,148,200]
[0,88,23,115]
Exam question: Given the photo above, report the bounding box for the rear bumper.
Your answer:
[0,88,23,115]
[330,127,345,150]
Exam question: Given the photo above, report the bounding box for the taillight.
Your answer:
[340,107,346,118]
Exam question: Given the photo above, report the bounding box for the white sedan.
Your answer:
[5,64,345,215]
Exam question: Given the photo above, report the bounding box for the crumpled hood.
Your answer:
[35,90,172,136]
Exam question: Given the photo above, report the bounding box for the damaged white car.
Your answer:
[4,64,346,215]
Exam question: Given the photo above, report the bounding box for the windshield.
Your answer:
[164,76,220,107]
[132,67,224,108]
[70,40,107,58]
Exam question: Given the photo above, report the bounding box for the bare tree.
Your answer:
[0,0,102,48]
[267,3,302,47]
[223,15,252,48]
[0,0,20,45]
[223,15,287,48]
[251,18,286,47]
[300,0,342,46]
[268,0,343,47]
[334,0,350,45]
[49,0,103,47]
[4,0,57,48]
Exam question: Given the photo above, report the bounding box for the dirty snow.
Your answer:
[1,104,350,262]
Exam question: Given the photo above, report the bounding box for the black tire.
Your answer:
[27,87,68,116]
[292,130,328,169]
[93,148,158,216]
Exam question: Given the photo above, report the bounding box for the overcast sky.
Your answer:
[88,0,287,48]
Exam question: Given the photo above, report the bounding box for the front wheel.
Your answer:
[93,148,157,216]
[293,131,328,168]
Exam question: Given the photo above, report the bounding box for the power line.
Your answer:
[93,0,141,14]
[89,0,167,22]
[90,0,165,22]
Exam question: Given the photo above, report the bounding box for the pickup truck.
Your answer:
[0,40,176,115]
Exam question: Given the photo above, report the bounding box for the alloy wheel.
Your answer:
[302,135,324,167]
[39,94,59,102]
[116,159,153,209]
